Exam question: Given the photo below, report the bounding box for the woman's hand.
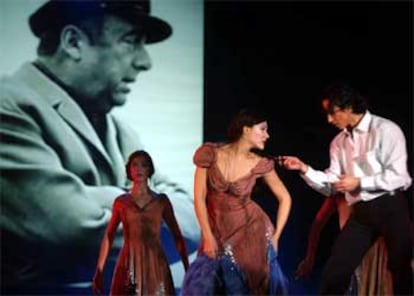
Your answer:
[92,269,104,295]
[295,256,315,279]
[202,233,218,258]
[271,236,279,251]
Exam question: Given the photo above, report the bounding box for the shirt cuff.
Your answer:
[302,166,316,180]
[360,176,375,191]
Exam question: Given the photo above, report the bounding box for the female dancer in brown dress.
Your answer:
[182,109,292,295]
[92,150,189,295]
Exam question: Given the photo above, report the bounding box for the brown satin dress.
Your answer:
[356,237,393,295]
[194,142,277,295]
[109,193,175,296]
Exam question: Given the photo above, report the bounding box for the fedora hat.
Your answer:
[29,0,172,43]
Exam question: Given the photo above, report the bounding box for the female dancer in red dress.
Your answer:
[93,150,189,295]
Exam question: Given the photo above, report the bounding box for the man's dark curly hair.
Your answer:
[321,81,368,114]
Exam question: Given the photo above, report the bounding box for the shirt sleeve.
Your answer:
[359,121,412,191]
[301,138,342,196]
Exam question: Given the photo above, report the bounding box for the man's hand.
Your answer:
[278,156,308,174]
[332,175,360,193]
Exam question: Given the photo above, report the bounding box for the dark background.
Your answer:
[204,1,412,294]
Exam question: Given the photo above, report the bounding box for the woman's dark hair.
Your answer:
[227,108,268,143]
[125,150,155,180]
[321,81,368,114]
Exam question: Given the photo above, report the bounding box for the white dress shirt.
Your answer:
[302,111,412,205]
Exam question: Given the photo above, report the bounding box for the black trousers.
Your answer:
[320,192,413,296]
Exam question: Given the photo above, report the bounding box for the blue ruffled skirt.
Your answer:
[181,245,288,295]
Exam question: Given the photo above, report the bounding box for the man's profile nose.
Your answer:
[133,46,152,71]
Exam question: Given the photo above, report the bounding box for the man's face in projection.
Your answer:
[78,15,152,113]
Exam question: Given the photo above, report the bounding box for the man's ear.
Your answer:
[60,25,89,61]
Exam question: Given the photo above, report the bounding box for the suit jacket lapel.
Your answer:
[16,63,114,168]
